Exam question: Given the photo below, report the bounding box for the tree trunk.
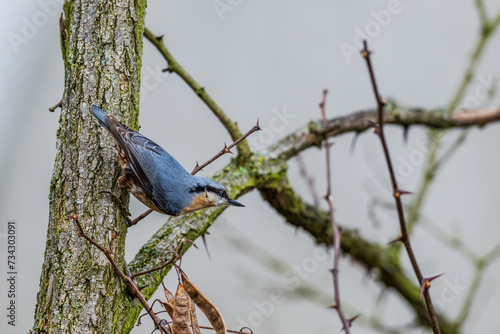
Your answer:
[32,1,146,333]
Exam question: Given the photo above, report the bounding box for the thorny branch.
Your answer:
[191,121,261,175]
[319,90,353,332]
[361,41,441,334]
[69,212,170,334]
[257,175,455,331]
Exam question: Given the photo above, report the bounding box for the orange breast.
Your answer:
[179,193,215,215]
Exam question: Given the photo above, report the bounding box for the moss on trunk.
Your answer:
[32,1,146,333]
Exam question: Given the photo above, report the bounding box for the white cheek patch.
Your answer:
[216,197,227,206]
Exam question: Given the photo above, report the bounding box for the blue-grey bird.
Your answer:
[90,105,244,217]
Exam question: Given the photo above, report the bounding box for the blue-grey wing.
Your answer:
[104,115,189,214]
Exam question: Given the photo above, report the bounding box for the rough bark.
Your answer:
[32,1,146,333]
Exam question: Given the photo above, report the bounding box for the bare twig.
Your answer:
[132,240,196,280]
[360,41,441,334]
[49,99,63,112]
[319,90,353,332]
[295,154,320,206]
[199,325,253,333]
[128,209,154,227]
[191,121,261,175]
[143,28,247,155]
[68,212,169,334]
[131,251,178,280]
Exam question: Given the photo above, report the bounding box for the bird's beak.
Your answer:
[227,198,245,207]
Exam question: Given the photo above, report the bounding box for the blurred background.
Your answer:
[1,1,499,333]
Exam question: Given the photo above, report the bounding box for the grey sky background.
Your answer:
[1,1,499,333]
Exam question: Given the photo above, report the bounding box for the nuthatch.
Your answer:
[91,105,244,217]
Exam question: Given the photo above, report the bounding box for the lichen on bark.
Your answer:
[32,1,146,333]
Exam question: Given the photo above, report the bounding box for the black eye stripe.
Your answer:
[206,186,227,198]
[189,185,205,194]
[189,185,227,198]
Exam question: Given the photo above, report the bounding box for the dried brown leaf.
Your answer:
[181,272,227,334]
[189,297,202,334]
[172,284,190,334]
[161,286,175,318]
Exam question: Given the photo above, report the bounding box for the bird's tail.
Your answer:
[90,105,110,130]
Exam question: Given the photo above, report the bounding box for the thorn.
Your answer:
[155,34,164,41]
[403,125,409,143]
[256,118,261,130]
[349,314,361,323]
[366,119,381,135]
[162,67,173,73]
[361,41,370,58]
[397,189,413,197]
[223,143,233,154]
[366,119,378,128]
[327,303,338,309]
[195,161,199,168]
[394,189,412,198]
[329,267,339,275]
[349,132,359,155]
[420,273,444,299]
[341,314,361,330]
[387,234,403,245]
